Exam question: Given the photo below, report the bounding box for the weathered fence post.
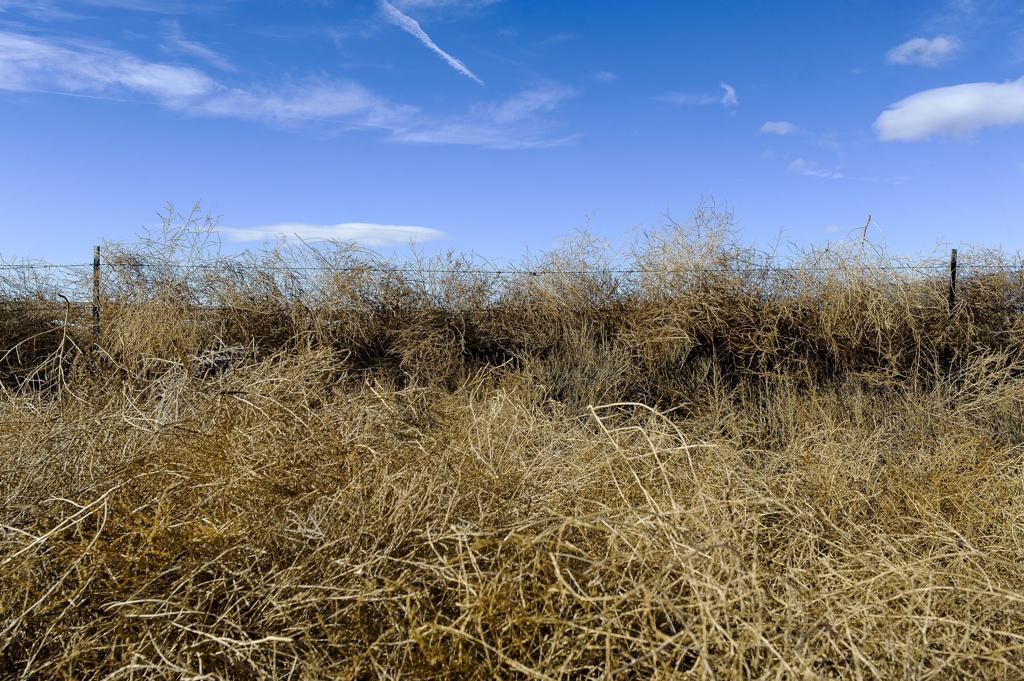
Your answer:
[92,245,101,335]
[948,248,958,313]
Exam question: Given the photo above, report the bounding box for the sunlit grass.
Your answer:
[3,205,1024,678]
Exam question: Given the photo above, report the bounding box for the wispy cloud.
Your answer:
[925,0,1010,33]
[788,158,844,179]
[0,0,78,19]
[163,20,234,71]
[378,0,484,85]
[539,32,575,46]
[761,121,855,178]
[485,85,574,124]
[760,120,799,135]
[392,0,500,8]
[0,0,220,17]
[886,35,962,67]
[390,85,579,149]
[786,157,910,184]
[0,31,573,149]
[196,81,413,129]
[0,30,216,100]
[221,222,446,245]
[592,70,617,83]
[719,82,737,106]
[657,92,719,106]
[923,1,1024,63]
[658,82,737,107]
[874,77,1024,141]
[198,83,576,149]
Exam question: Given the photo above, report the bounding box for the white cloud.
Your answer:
[0,31,216,100]
[390,85,579,148]
[197,82,578,149]
[592,70,617,83]
[201,83,576,148]
[874,77,1024,141]
[392,0,499,8]
[658,82,738,108]
[0,0,78,18]
[788,158,844,179]
[925,0,1007,32]
[0,31,574,149]
[760,120,799,135]
[484,85,574,124]
[719,82,738,106]
[378,0,484,85]
[886,35,962,67]
[163,21,234,71]
[197,81,413,128]
[0,0,216,16]
[785,159,909,184]
[221,222,446,246]
[390,122,578,149]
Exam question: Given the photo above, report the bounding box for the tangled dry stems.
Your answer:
[3,206,1024,678]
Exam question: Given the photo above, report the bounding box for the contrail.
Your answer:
[378,0,484,86]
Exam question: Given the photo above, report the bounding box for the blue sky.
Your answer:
[1,0,1023,263]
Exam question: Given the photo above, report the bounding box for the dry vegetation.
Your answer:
[4,205,1024,679]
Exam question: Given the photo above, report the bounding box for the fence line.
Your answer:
[4,245,1024,276]
[4,263,1024,275]
[7,248,1024,327]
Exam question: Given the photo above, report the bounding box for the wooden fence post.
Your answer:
[92,245,100,335]
[948,248,957,312]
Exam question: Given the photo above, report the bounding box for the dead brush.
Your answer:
[4,204,1024,679]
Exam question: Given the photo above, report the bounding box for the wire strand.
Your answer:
[1,262,1008,274]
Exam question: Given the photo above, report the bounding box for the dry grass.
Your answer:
[3,205,1024,679]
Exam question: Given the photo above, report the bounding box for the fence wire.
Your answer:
[4,256,1024,317]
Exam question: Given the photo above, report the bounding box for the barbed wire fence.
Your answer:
[4,247,1024,326]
